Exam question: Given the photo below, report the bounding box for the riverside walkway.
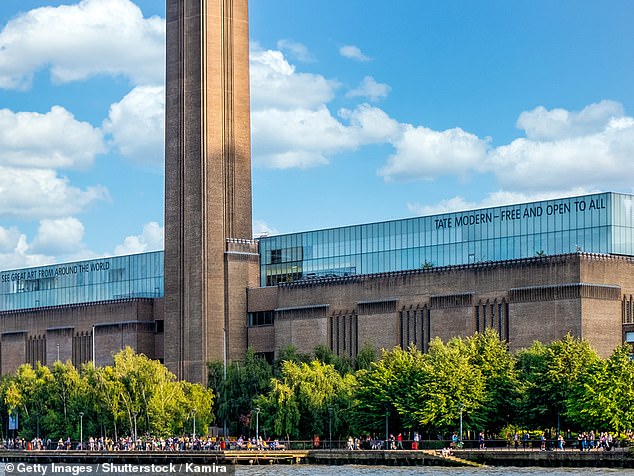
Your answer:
[0,448,631,468]
[0,449,476,466]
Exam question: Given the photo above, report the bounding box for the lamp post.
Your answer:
[92,325,96,367]
[223,321,227,441]
[385,409,389,446]
[79,412,84,450]
[192,408,197,440]
[132,411,138,449]
[328,407,333,449]
[459,404,464,449]
[255,407,260,442]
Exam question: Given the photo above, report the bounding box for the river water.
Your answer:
[237,467,634,475]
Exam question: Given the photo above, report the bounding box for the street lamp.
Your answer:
[132,411,138,449]
[192,408,197,440]
[328,407,333,449]
[79,412,84,450]
[385,409,389,446]
[459,404,464,449]
[255,407,260,443]
[92,325,96,367]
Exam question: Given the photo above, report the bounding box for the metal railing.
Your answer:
[2,437,629,452]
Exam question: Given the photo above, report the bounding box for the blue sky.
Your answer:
[1,0,633,270]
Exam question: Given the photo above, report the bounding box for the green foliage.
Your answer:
[273,345,311,376]
[8,335,628,442]
[407,338,485,430]
[3,363,54,439]
[313,345,354,375]
[354,343,377,371]
[566,346,634,433]
[0,348,212,440]
[463,330,522,433]
[256,359,356,440]
[351,345,426,434]
[210,348,273,436]
[516,334,599,429]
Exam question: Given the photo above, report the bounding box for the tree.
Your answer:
[566,346,634,433]
[354,343,377,371]
[0,348,212,440]
[44,361,84,439]
[463,330,522,433]
[112,347,185,437]
[273,345,311,377]
[180,381,215,435]
[85,363,124,440]
[3,363,54,439]
[257,360,356,440]
[351,346,425,435]
[212,348,272,436]
[313,345,353,375]
[516,334,599,430]
[352,341,486,436]
[406,338,485,432]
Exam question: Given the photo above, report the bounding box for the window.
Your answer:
[248,311,274,327]
[271,249,282,264]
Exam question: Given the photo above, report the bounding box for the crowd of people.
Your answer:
[342,433,410,450]
[1,435,285,452]
[1,430,630,452]
[510,429,623,451]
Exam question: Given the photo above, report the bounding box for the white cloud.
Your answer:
[376,100,634,198]
[103,85,165,167]
[339,45,371,62]
[0,218,101,270]
[0,167,109,218]
[30,217,86,255]
[379,125,490,182]
[0,226,21,253]
[0,233,54,271]
[276,39,314,62]
[339,104,402,144]
[252,107,348,168]
[347,76,391,102]
[250,46,338,110]
[253,104,401,169]
[253,221,279,238]
[250,47,402,169]
[516,100,624,141]
[0,106,106,169]
[489,102,634,191]
[0,0,164,90]
[249,48,634,192]
[114,221,164,256]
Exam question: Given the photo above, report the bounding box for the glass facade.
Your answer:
[3,192,634,308]
[0,251,163,311]
[259,192,634,286]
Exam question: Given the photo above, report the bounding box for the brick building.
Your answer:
[2,1,634,379]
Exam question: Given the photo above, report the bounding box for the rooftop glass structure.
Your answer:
[259,192,634,286]
[0,251,163,312]
[3,192,634,309]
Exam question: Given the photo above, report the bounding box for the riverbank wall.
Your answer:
[0,448,632,468]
